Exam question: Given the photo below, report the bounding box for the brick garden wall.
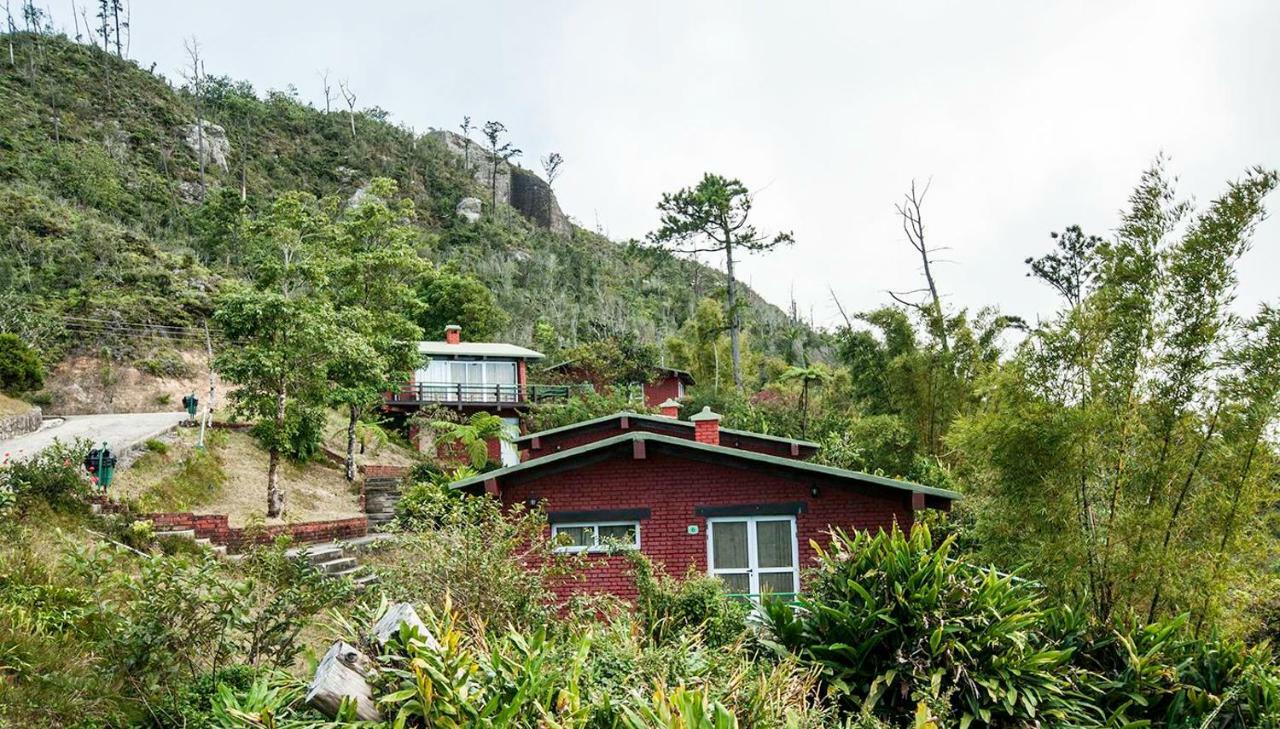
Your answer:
[499,451,914,601]
[146,512,368,552]
[91,497,369,552]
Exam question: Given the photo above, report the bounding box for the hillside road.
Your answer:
[0,411,187,461]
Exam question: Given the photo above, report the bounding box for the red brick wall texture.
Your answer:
[499,451,914,601]
[642,375,684,407]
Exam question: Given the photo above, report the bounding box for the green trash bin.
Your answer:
[83,443,117,490]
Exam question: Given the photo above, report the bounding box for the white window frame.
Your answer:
[706,515,800,599]
[551,520,641,554]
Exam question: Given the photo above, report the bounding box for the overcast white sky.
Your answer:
[119,1,1278,328]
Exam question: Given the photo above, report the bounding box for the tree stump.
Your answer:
[305,641,381,721]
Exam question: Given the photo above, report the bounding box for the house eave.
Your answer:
[451,431,962,503]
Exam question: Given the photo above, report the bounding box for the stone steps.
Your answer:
[155,528,196,540]
[286,534,393,591]
[154,529,227,557]
[363,476,402,527]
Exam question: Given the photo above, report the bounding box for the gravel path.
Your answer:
[0,411,187,461]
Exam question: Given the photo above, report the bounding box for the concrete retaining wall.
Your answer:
[0,406,42,442]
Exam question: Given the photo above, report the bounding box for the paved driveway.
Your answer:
[1,411,188,461]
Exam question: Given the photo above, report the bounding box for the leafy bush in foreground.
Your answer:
[0,438,93,512]
[763,524,1280,728]
[762,525,1082,726]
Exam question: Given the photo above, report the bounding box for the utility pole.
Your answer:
[198,320,216,449]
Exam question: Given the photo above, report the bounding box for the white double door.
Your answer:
[707,516,800,598]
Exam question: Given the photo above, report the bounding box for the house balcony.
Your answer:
[386,382,593,409]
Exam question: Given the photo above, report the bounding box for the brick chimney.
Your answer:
[658,398,681,418]
[691,406,721,446]
[444,324,461,345]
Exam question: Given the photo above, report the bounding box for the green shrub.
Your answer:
[149,664,259,728]
[0,543,123,725]
[0,439,92,510]
[762,525,1085,727]
[0,332,44,395]
[236,539,354,666]
[1067,615,1280,727]
[393,466,477,529]
[628,551,749,649]
[373,494,570,632]
[143,438,169,455]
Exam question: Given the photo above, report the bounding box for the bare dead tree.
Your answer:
[458,115,473,171]
[78,5,95,49]
[319,68,333,112]
[70,0,82,42]
[338,79,357,140]
[540,151,563,222]
[20,0,43,80]
[889,178,950,353]
[183,37,207,198]
[5,1,16,68]
[828,286,854,330]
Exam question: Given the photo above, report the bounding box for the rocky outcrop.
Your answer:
[0,405,41,442]
[182,119,231,172]
[455,196,483,223]
[346,181,379,209]
[510,167,571,236]
[426,130,570,236]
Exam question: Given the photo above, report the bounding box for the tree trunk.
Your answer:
[1146,406,1220,622]
[112,2,122,57]
[724,239,742,390]
[267,387,286,517]
[800,381,809,438]
[345,404,359,482]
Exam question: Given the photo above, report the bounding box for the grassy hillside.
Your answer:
[0,32,801,364]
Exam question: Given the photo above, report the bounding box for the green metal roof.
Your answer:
[512,411,820,449]
[451,431,962,502]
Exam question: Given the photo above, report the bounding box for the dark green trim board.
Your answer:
[547,508,652,523]
[695,502,807,517]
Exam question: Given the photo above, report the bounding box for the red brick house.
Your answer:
[641,367,695,407]
[451,407,959,601]
[543,359,695,408]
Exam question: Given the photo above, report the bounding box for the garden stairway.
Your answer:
[154,528,228,557]
[363,475,402,528]
[286,534,393,591]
